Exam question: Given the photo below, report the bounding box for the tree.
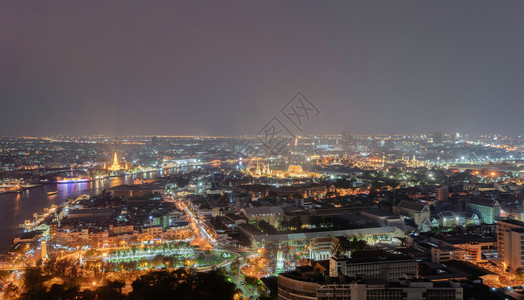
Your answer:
[515,267,524,285]
[151,254,164,268]
[47,283,80,300]
[244,276,259,288]
[289,217,302,230]
[129,269,236,300]
[84,249,98,258]
[230,259,241,274]
[22,267,45,291]
[0,270,10,281]
[3,283,21,299]
[349,237,366,251]
[94,280,126,299]
[279,219,290,231]
[19,267,48,300]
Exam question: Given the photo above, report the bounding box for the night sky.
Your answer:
[1,1,524,136]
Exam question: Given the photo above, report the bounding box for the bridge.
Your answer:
[0,262,31,271]
[0,265,29,271]
[0,254,36,271]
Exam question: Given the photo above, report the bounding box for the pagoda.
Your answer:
[108,152,123,171]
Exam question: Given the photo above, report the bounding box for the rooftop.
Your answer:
[467,197,500,207]
[241,206,284,216]
[396,200,428,212]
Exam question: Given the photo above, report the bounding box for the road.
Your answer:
[174,198,215,250]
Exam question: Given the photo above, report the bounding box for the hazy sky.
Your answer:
[1,1,524,136]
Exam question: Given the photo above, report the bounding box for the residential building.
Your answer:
[465,197,500,224]
[496,219,524,260]
[503,228,524,272]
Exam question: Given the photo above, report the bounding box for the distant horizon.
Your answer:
[1,131,523,138]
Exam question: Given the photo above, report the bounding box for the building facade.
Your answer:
[329,255,418,282]
[497,219,524,260]
[502,228,524,272]
[465,197,500,224]
[392,200,430,230]
[278,273,463,300]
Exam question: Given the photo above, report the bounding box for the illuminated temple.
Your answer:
[280,165,320,178]
[245,160,320,178]
[246,158,271,177]
[106,152,126,171]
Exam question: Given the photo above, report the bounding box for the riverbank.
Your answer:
[0,184,41,194]
[0,170,172,253]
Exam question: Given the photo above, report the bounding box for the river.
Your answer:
[0,170,173,253]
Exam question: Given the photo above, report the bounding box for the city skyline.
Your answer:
[2,1,524,136]
[3,2,524,298]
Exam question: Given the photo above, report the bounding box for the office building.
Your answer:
[278,268,462,300]
[329,251,417,281]
[497,219,524,262]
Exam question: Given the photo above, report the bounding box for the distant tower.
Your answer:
[276,245,284,273]
[433,131,443,144]
[255,160,261,176]
[342,131,355,151]
[264,157,270,176]
[151,136,159,146]
[112,152,119,166]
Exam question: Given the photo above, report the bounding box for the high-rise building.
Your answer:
[342,130,355,150]
[151,136,159,146]
[497,219,524,261]
[433,131,443,144]
[503,228,524,272]
[438,185,449,202]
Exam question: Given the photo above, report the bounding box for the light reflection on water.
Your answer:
[0,169,175,253]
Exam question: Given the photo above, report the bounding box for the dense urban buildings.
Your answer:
[1,134,524,299]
